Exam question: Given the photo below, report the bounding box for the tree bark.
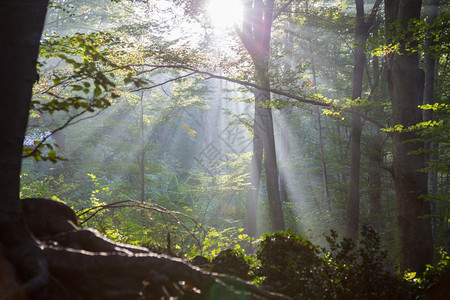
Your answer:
[345,0,367,242]
[385,0,433,273]
[0,0,50,297]
[423,0,439,124]
[345,0,383,242]
[316,107,330,211]
[423,0,440,237]
[367,132,383,232]
[247,118,263,236]
[345,114,362,241]
[139,92,146,203]
[366,53,385,233]
[261,89,285,232]
[278,24,294,210]
[239,0,285,236]
[278,114,291,206]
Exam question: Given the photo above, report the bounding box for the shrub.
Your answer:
[255,227,405,299]
[210,249,255,280]
[256,230,323,298]
[320,226,404,299]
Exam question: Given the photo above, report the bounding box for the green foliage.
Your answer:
[369,12,449,57]
[210,249,255,281]
[403,248,450,299]
[36,31,122,114]
[26,31,125,162]
[19,3,449,296]
[320,226,404,300]
[382,102,449,226]
[255,227,404,299]
[185,227,253,260]
[421,248,450,296]
[20,172,78,201]
[195,228,449,299]
[256,230,323,298]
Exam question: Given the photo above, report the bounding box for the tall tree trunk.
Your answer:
[345,0,382,242]
[345,0,366,242]
[239,0,285,235]
[247,114,263,236]
[316,107,330,211]
[261,89,285,232]
[367,55,384,232]
[0,0,50,296]
[278,23,294,208]
[139,92,146,203]
[423,0,439,125]
[345,114,362,241]
[367,131,383,232]
[278,114,291,205]
[385,0,433,273]
[423,0,440,237]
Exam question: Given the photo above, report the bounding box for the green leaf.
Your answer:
[48,150,56,158]
[94,86,102,97]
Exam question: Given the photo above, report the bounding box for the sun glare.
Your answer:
[207,0,243,29]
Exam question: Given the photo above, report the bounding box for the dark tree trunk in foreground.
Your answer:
[0,1,50,297]
[239,0,285,236]
[385,0,432,273]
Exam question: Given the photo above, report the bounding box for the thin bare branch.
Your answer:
[77,199,206,248]
[130,71,196,92]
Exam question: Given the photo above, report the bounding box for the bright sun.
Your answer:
[207,0,243,29]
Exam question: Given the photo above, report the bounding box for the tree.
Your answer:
[237,0,286,237]
[385,0,433,273]
[345,0,382,242]
[0,0,50,296]
[423,0,440,234]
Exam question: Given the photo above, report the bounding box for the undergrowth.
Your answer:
[197,226,449,299]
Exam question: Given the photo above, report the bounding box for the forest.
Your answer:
[0,0,448,299]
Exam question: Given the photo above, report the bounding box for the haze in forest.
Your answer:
[20,0,449,275]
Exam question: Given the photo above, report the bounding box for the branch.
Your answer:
[23,110,87,159]
[130,72,196,92]
[273,0,295,20]
[366,0,383,32]
[77,199,206,249]
[134,64,388,130]
[100,63,388,131]
[23,108,107,160]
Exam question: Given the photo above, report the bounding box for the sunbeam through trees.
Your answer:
[0,0,449,299]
